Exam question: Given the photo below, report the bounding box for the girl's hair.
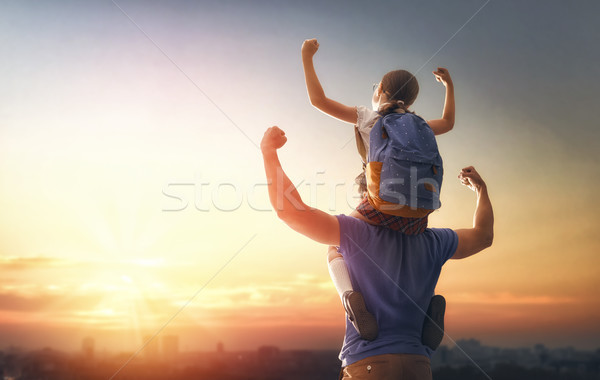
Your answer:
[355,169,367,194]
[378,69,419,116]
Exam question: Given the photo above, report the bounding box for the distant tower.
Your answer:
[162,335,179,361]
[216,341,224,354]
[82,337,94,361]
[258,346,280,362]
[144,335,160,361]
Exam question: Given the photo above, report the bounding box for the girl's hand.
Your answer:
[302,38,320,59]
[261,126,288,153]
[433,67,453,87]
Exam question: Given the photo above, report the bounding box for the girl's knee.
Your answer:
[327,245,343,263]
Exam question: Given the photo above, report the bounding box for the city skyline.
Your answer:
[1,0,599,355]
[1,338,598,380]
[4,335,598,358]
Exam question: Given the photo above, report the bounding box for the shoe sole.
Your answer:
[421,295,446,350]
[344,291,378,341]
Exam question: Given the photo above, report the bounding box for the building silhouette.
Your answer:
[81,337,94,361]
[216,341,224,354]
[143,335,160,361]
[0,339,598,380]
[162,335,179,361]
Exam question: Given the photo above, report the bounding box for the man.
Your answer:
[261,126,494,380]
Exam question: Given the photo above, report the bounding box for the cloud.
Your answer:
[0,271,339,332]
[450,292,578,305]
[0,256,72,270]
[0,291,103,312]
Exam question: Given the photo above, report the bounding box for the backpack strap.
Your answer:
[355,109,406,165]
[354,125,368,165]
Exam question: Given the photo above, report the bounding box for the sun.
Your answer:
[73,260,172,333]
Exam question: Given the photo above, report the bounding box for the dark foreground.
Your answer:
[2,340,599,380]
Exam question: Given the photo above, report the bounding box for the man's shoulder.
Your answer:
[423,227,459,263]
[336,214,372,231]
[336,214,379,251]
[336,216,457,245]
[337,217,456,240]
[422,227,459,245]
[425,227,457,237]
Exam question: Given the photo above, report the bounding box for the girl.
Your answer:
[301,38,455,345]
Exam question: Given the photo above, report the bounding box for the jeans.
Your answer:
[339,353,432,380]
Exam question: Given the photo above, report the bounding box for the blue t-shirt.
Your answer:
[336,214,458,367]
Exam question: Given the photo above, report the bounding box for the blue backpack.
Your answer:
[365,112,443,217]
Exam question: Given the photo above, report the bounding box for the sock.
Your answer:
[328,257,354,302]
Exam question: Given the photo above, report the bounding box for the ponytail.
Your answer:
[378,99,411,116]
[355,168,367,195]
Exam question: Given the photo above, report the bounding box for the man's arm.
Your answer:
[261,126,340,246]
[452,166,494,260]
[301,39,357,124]
[427,67,455,136]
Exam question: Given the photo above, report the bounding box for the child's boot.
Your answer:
[342,290,378,341]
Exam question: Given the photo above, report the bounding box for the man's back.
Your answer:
[336,214,458,367]
[260,127,494,379]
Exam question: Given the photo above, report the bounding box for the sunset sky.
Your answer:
[1,0,599,355]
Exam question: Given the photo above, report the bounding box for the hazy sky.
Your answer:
[1,0,599,354]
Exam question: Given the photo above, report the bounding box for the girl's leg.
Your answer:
[327,246,353,300]
[327,245,378,341]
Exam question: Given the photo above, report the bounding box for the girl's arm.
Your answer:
[302,39,357,124]
[427,67,455,135]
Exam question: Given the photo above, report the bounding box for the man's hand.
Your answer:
[301,38,320,60]
[433,67,453,88]
[261,126,287,153]
[452,165,494,260]
[458,166,486,192]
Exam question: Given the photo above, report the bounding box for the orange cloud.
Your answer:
[0,256,72,270]
[450,292,577,305]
